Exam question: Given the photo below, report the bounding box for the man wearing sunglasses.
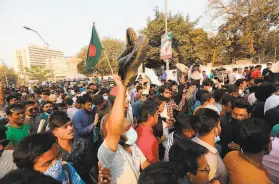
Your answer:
[22,101,40,133]
[0,125,17,178]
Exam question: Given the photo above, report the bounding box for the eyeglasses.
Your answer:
[197,164,210,173]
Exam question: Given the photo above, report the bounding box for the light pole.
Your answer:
[164,0,169,71]
[23,26,54,81]
[0,59,9,87]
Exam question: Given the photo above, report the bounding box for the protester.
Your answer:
[164,113,194,161]
[22,101,40,133]
[251,65,262,79]
[13,132,85,183]
[224,118,271,184]
[0,125,17,178]
[169,139,214,184]
[49,111,99,183]
[5,104,29,146]
[136,101,159,163]
[158,85,186,119]
[191,108,227,184]
[0,169,61,184]
[72,95,99,141]
[138,161,190,184]
[263,62,272,76]
[64,98,78,119]
[98,75,150,184]
[132,91,148,122]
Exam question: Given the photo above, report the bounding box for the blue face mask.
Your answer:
[44,159,63,179]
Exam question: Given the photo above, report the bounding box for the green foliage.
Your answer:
[210,0,279,63]
[77,38,125,76]
[25,66,53,82]
[141,8,211,68]
[0,66,18,85]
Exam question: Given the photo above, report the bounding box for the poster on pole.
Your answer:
[160,33,172,60]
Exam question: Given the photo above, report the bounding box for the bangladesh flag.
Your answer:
[86,24,103,72]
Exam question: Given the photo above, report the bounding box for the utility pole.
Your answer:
[165,0,169,71]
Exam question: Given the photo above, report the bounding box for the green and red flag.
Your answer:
[86,24,103,72]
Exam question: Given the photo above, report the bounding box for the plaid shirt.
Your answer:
[166,98,186,119]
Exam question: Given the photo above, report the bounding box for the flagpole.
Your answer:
[93,22,114,75]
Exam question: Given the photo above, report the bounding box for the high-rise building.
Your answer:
[15,45,64,73]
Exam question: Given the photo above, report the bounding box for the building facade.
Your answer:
[15,45,64,73]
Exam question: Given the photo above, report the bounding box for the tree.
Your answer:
[209,0,279,62]
[25,66,53,82]
[141,8,212,68]
[76,38,125,76]
[0,66,18,85]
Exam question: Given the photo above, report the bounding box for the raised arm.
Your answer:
[104,75,126,152]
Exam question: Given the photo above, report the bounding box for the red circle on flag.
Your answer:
[89,44,97,57]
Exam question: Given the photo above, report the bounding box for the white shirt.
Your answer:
[67,107,79,119]
[192,137,227,184]
[263,137,279,184]
[264,95,279,114]
[98,143,147,184]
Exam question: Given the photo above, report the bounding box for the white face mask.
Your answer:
[207,87,213,92]
[103,95,109,101]
[124,127,138,145]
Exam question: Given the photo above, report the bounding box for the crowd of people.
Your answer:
[0,60,279,184]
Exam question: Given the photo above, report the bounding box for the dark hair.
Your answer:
[255,83,277,102]
[53,103,66,112]
[233,68,238,72]
[41,101,53,109]
[6,95,18,103]
[41,91,50,96]
[49,111,71,130]
[158,85,170,94]
[0,169,61,184]
[191,108,220,136]
[200,93,213,105]
[82,95,93,104]
[93,94,104,105]
[235,79,247,87]
[175,113,193,133]
[232,99,252,113]
[21,101,35,108]
[75,96,85,104]
[238,118,271,153]
[136,86,143,92]
[153,96,166,107]
[227,85,238,93]
[169,139,208,175]
[255,78,264,84]
[265,106,279,128]
[13,132,57,169]
[195,90,209,102]
[89,83,96,87]
[0,125,7,140]
[221,95,234,106]
[5,104,24,116]
[202,79,214,87]
[255,65,262,68]
[134,81,139,85]
[140,101,158,122]
[188,83,196,87]
[214,89,225,102]
[64,98,74,106]
[138,161,187,184]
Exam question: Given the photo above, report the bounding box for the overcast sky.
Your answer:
[0,0,217,68]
